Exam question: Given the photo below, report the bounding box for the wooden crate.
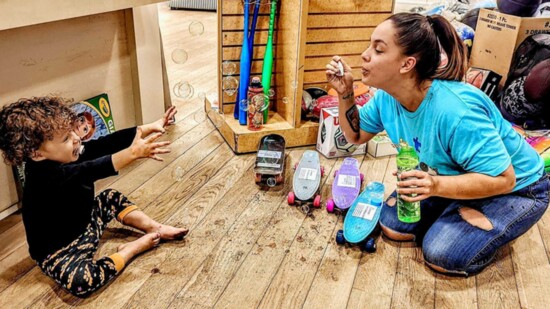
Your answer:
[207,0,394,153]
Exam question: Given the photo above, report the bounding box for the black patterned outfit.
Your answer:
[22,128,137,297]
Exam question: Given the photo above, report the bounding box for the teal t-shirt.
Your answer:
[359,79,544,191]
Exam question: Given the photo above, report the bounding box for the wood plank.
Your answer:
[435,275,477,309]
[0,213,22,235]
[304,70,362,85]
[346,156,400,309]
[308,0,393,13]
[96,109,206,192]
[222,30,270,46]
[223,45,267,61]
[301,154,374,309]
[257,155,339,308]
[306,28,374,43]
[305,41,369,57]
[169,151,299,308]
[305,55,363,72]
[510,224,550,309]
[307,13,389,28]
[537,206,550,263]
[221,0,273,15]
[100,121,215,197]
[0,244,35,294]
[476,245,520,309]
[222,16,272,32]
[0,223,26,261]
[119,153,257,308]
[391,243,435,309]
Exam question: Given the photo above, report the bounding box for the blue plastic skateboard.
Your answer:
[336,181,385,252]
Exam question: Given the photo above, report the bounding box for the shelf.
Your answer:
[205,99,318,154]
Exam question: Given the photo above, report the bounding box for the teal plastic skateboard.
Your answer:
[336,181,385,252]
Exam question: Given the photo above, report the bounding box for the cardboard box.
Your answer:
[470,9,550,87]
[316,107,366,158]
[466,67,502,100]
[367,135,398,158]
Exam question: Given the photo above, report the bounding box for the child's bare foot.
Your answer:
[117,232,161,260]
[155,224,188,240]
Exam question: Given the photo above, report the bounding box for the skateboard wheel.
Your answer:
[294,163,298,170]
[336,229,345,245]
[275,174,284,184]
[288,192,296,205]
[363,238,377,253]
[334,169,338,178]
[254,173,262,183]
[360,173,364,183]
[301,204,310,214]
[266,177,277,187]
[326,199,335,213]
[313,195,321,208]
[320,166,325,177]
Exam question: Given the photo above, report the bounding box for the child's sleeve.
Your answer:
[79,127,137,160]
[57,155,117,184]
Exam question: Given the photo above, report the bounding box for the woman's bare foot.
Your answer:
[117,232,161,262]
[154,224,188,240]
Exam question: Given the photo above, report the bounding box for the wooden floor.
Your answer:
[1,3,550,308]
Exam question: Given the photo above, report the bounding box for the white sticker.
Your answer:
[298,168,318,181]
[258,150,282,159]
[337,175,357,188]
[257,162,281,168]
[352,202,377,220]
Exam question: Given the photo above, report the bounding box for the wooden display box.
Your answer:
[207,0,393,153]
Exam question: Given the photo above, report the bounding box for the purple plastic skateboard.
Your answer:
[326,157,363,213]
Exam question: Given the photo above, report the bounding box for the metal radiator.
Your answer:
[169,0,217,11]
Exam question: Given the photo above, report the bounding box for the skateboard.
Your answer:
[254,134,286,187]
[326,157,364,214]
[336,181,385,253]
[288,150,324,213]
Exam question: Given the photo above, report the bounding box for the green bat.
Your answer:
[261,0,277,123]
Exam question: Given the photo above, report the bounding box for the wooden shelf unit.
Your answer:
[207,0,394,154]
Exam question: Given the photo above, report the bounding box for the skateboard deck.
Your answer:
[291,150,322,202]
[254,134,285,187]
[343,181,384,244]
[327,157,362,212]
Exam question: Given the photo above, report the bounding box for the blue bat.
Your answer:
[235,0,252,124]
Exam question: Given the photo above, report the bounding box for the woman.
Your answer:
[326,13,548,275]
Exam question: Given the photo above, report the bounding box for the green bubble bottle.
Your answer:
[396,144,421,223]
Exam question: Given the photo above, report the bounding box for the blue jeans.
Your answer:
[380,173,549,276]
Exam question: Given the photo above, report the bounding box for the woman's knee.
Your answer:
[422,233,476,276]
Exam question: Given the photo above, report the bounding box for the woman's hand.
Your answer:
[139,106,177,136]
[129,127,171,161]
[395,169,438,202]
[325,55,354,95]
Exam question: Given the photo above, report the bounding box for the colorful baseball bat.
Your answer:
[261,0,277,123]
[235,0,251,124]
[248,0,261,59]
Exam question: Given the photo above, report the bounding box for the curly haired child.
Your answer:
[0,97,188,297]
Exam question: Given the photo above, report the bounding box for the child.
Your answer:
[0,97,188,297]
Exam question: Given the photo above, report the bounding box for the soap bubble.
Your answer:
[222,61,236,75]
[173,81,194,99]
[267,88,275,98]
[250,94,269,112]
[282,97,290,104]
[239,99,249,112]
[291,80,298,89]
[171,49,188,64]
[172,166,184,182]
[222,77,238,96]
[189,21,204,36]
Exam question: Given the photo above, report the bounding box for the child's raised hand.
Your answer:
[140,106,177,136]
[130,127,171,161]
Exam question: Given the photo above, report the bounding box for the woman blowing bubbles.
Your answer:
[326,13,548,276]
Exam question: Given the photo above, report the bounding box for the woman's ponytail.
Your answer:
[429,15,468,81]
